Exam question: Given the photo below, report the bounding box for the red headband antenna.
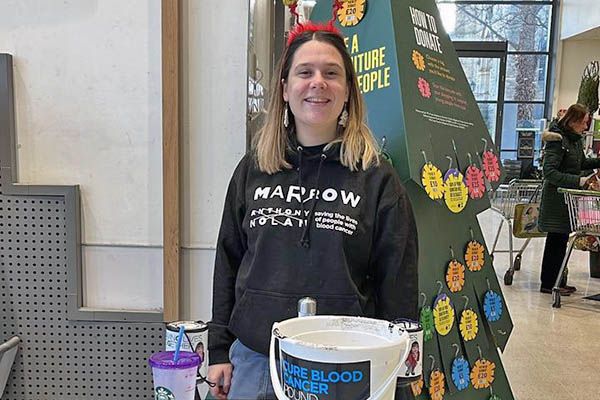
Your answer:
[283,0,344,47]
[331,1,344,26]
[283,0,302,25]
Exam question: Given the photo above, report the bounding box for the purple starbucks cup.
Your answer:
[149,351,200,400]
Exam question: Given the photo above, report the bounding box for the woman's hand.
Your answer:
[208,363,233,399]
[589,178,600,191]
[581,171,600,190]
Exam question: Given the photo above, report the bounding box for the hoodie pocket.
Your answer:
[228,289,363,355]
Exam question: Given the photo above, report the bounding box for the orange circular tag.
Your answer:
[429,370,446,400]
[446,260,466,293]
[411,376,424,396]
[465,240,485,272]
[470,358,496,389]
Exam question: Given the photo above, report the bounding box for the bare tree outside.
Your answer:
[438,1,552,152]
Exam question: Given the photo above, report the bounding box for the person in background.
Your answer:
[538,103,600,295]
[206,16,418,400]
[547,108,567,132]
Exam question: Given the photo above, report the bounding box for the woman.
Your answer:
[538,103,599,295]
[207,22,418,399]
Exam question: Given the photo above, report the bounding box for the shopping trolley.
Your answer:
[489,179,544,285]
[552,188,600,308]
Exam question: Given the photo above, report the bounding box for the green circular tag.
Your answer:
[489,395,502,400]
[155,386,175,400]
[420,306,434,342]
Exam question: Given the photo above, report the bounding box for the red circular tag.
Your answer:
[465,165,486,199]
[482,151,501,182]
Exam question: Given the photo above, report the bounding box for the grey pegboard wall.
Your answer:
[0,54,165,399]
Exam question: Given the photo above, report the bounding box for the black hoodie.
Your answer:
[208,143,418,364]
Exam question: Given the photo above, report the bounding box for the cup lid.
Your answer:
[148,351,200,369]
[166,320,207,332]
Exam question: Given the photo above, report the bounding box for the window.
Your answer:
[437,0,556,170]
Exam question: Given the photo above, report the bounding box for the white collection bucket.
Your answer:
[269,316,410,400]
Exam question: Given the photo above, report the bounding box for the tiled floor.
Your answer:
[478,209,600,400]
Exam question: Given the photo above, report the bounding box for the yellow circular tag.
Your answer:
[429,370,446,400]
[470,359,496,389]
[433,294,455,336]
[459,309,479,341]
[446,260,466,293]
[337,0,367,27]
[465,240,485,271]
[410,376,424,396]
[444,170,468,213]
[421,162,445,200]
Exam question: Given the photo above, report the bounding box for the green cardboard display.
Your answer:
[311,1,514,399]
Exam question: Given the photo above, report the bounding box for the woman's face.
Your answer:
[571,113,590,134]
[283,40,349,144]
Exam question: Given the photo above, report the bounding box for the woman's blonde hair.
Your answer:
[253,30,380,174]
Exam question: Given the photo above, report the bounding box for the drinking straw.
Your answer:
[173,325,185,363]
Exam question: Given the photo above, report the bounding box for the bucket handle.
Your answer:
[269,324,410,400]
[269,324,287,400]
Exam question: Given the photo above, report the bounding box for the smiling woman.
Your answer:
[206,8,419,399]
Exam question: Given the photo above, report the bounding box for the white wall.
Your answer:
[554,39,600,116]
[0,0,164,311]
[0,0,249,316]
[560,0,600,39]
[180,0,249,321]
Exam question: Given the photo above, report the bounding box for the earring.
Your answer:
[283,102,289,128]
[338,104,349,127]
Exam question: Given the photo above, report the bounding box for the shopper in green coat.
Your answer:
[538,103,600,294]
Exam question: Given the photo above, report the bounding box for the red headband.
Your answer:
[284,0,344,47]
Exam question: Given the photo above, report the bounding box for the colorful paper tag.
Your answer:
[459,308,479,341]
[411,376,424,396]
[482,151,501,182]
[465,240,485,271]
[465,164,486,199]
[444,169,469,213]
[446,260,466,293]
[337,0,367,27]
[420,306,435,342]
[451,356,470,391]
[429,370,446,400]
[433,293,455,336]
[484,290,503,322]
[470,358,496,389]
[421,162,445,200]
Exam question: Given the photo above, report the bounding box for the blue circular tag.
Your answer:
[484,290,503,322]
[451,357,470,391]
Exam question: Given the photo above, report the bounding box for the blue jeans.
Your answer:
[228,339,276,400]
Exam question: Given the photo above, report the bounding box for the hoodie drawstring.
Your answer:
[300,153,327,248]
[296,146,306,246]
